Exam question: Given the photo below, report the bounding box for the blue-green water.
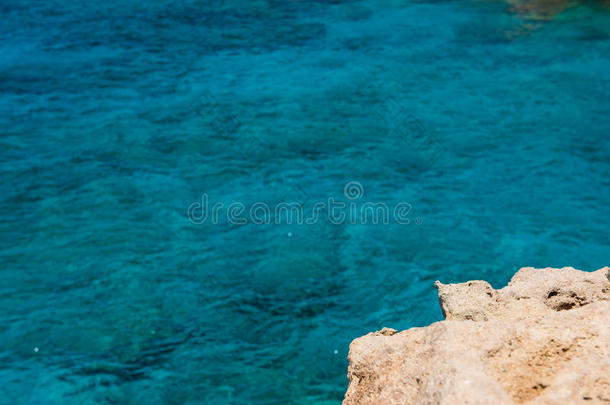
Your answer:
[1,0,609,403]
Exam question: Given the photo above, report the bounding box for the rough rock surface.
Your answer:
[344,267,610,405]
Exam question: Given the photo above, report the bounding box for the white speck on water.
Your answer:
[287,232,292,237]
[33,347,39,353]
[333,349,338,355]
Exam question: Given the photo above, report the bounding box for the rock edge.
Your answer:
[343,267,610,405]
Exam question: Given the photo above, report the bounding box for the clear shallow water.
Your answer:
[1,0,609,403]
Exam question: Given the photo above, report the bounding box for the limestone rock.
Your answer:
[344,267,610,405]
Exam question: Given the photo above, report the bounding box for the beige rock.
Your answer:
[344,267,610,405]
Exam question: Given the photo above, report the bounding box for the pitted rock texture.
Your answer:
[344,267,610,405]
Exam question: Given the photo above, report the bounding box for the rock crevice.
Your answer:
[344,267,610,404]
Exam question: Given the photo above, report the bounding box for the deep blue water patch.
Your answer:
[1,0,609,403]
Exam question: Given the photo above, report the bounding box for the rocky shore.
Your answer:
[343,267,610,404]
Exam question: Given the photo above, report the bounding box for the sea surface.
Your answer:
[1,0,609,403]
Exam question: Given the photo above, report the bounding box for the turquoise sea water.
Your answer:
[1,0,609,403]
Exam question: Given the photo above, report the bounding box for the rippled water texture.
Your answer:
[1,0,609,403]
